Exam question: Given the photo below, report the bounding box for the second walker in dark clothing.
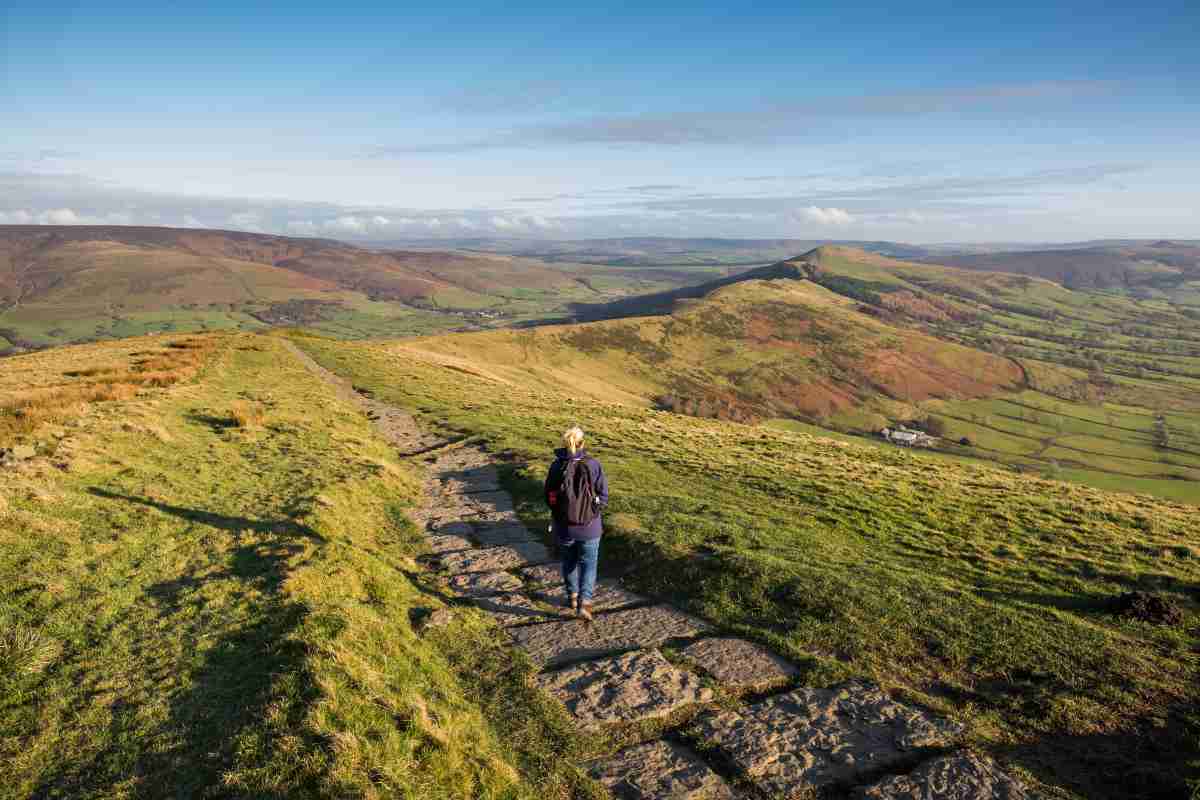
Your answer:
[544,447,609,603]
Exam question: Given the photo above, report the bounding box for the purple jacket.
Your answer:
[544,448,609,541]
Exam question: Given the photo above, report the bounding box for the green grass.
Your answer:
[293,333,1200,800]
[0,334,598,799]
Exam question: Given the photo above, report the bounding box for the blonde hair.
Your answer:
[562,426,585,455]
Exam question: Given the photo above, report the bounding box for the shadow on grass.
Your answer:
[31,490,338,799]
[87,488,325,541]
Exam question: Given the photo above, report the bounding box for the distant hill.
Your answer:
[0,225,726,351]
[378,236,941,267]
[921,241,1200,292]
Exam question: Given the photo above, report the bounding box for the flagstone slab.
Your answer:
[680,637,798,692]
[426,534,475,554]
[473,523,535,547]
[473,592,559,627]
[854,752,1032,800]
[694,680,963,797]
[588,740,738,800]
[436,542,552,574]
[533,579,647,611]
[509,604,710,668]
[466,490,516,514]
[518,562,562,588]
[433,521,475,538]
[436,465,502,493]
[448,570,524,597]
[538,649,712,727]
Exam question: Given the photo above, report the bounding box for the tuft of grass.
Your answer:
[229,399,267,428]
[0,626,60,692]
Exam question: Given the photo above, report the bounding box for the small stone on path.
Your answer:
[854,752,1032,800]
[694,680,963,796]
[589,740,737,800]
[680,637,798,693]
[510,604,709,668]
[448,570,524,596]
[437,542,552,574]
[538,649,712,727]
[426,534,474,554]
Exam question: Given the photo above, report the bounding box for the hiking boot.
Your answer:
[578,599,594,621]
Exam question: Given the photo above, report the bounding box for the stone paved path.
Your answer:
[287,341,1038,800]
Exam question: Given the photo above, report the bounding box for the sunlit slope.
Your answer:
[0,333,594,799]
[295,333,1200,800]
[405,272,1023,420]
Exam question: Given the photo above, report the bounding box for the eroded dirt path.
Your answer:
[286,339,1035,799]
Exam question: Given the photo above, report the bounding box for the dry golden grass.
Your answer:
[0,336,217,443]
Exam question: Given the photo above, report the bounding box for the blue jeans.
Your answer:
[561,538,600,601]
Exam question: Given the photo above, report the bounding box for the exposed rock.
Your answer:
[426,534,474,554]
[436,542,552,574]
[473,592,558,627]
[534,578,646,611]
[538,649,712,727]
[680,637,798,692]
[12,444,36,460]
[694,680,963,796]
[854,752,1032,799]
[448,570,524,596]
[510,604,709,668]
[588,740,737,799]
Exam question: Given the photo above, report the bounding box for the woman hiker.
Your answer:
[544,426,609,620]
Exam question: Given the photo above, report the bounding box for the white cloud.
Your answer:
[489,215,517,230]
[799,206,854,226]
[371,215,391,226]
[42,207,80,225]
[286,220,318,234]
[181,214,204,228]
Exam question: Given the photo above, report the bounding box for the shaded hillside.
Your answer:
[923,241,1200,293]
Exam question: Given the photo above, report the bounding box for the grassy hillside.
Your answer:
[293,333,1200,800]
[0,226,723,351]
[409,271,1024,422]
[0,334,596,798]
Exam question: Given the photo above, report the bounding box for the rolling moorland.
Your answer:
[0,226,744,351]
[0,330,1196,799]
[0,229,1198,798]
[405,245,1200,504]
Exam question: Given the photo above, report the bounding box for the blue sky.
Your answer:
[2,0,1197,242]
